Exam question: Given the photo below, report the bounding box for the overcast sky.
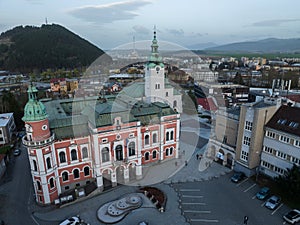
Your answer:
[0,0,300,50]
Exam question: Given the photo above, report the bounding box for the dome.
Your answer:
[22,85,48,122]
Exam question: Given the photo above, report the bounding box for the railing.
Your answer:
[22,133,55,147]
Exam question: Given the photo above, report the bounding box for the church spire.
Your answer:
[148,26,163,68]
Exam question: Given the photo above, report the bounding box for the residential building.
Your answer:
[234,98,280,176]
[261,105,300,178]
[0,113,16,145]
[50,78,67,93]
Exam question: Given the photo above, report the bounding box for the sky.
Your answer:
[0,0,300,50]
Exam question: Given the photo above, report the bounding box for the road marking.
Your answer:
[184,210,211,213]
[252,195,256,199]
[283,221,287,224]
[190,219,219,223]
[182,202,206,205]
[31,214,40,225]
[237,178,249,187]
[244,183,256,192]
[272,203,283,215]
[261,201,266,207]
[180,189,201,192]
[182,195,203,198]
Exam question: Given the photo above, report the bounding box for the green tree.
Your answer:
[275,164,300,201]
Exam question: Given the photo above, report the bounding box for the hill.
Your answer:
[205,38,300,53]
[0,24,110,72]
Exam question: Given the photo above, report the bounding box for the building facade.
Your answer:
[234,98,280,176]
[0,112,16,145]
[261,105,300,178]
[22,33,181,205]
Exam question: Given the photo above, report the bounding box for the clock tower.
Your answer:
[22,85,58,205]
[145,29,166,104]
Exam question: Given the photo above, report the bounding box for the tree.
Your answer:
[275,164,300,201]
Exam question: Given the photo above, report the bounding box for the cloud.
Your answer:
[68,0,152,24]
[166,28,184,36]
[132,25,150,35]
[251,19,300,27]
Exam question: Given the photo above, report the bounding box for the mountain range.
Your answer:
[202,38,300,53]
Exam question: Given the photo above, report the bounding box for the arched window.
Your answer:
[46,157,52,169]
[101,147,110,163]
[84,167,90,176]
[59,152,66,163]
[62,171,68,181]
[115,145,123,161]
[71,149,77,161]
[153,151,157,159]
[145,152,150,161]
[166,132,170,141]
[166,148,170,156]
[170,147,174,155]
[170,131,174,140]
[145,134,150,145]
[36,181,41,190]
[73,169,80,179]
[33,159,37,171]
[173,100,177,107]
[128,142,135,156]
[82,147,88,159]
[49,178,55,189]
[153,133,157,144]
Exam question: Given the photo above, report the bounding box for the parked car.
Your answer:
[13,149,21,156]
[283,209,300,224]
[265,195,281,210]
[256,187,270,200]
[230,172,245,183]
[59,216,81,225]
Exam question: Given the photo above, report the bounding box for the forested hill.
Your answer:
[0,24,110,72]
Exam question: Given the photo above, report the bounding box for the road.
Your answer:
[0,142,37,225]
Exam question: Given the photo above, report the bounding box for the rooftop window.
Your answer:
[288,121,299,128]
[277,119,287,125]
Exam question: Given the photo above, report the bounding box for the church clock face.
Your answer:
[42,124,48,131]
[156,66,160,73]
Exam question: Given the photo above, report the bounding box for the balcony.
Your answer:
[22,133,55,147]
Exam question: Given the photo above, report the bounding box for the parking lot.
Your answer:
[173,172,291,225]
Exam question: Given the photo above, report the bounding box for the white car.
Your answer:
[59,216,81,225]
[283,209,300,224]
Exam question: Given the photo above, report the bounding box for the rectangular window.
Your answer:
[245,121,253,131]
[243,136,251,146]
[274,166,285,175]
[266,131,276,139]
[263,146,273,154]
[291,157,300,165]
[294,140,300,148]
[261,160,271,169]
[276,151,287,160]
[279,135,290,144]
[240,151,248,161]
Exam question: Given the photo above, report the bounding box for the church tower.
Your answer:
[144,29,182,113]
[22,85,58,204]
[145,29,166,103]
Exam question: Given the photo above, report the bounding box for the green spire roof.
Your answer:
[148,29,164,68]
[22,85,48,122]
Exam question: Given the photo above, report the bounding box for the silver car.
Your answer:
[265,195,281,210]
[283,209,300,224]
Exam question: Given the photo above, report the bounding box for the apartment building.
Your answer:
[260,105,300,178]
[0,113,16,145]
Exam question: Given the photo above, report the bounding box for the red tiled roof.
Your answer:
[50,78,66,83]
[284,94,300,103]
[197,97,218,111]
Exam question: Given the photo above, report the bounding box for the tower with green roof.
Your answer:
[22,85,58,205]
[145,29,166,104]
